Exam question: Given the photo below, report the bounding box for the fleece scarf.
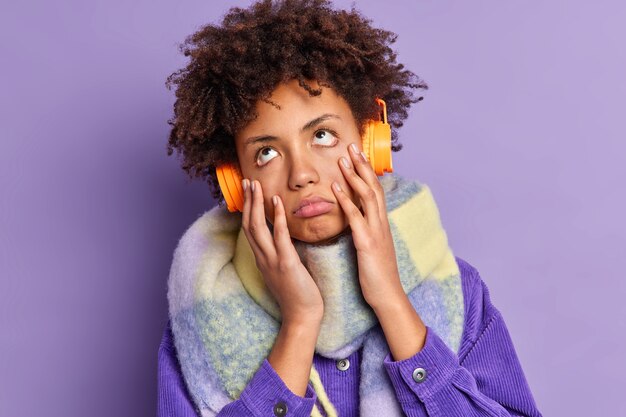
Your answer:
[167,173,465,417]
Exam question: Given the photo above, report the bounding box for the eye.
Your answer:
[313,129,338,146]
[253,129,339,168]
[255,146,279,167]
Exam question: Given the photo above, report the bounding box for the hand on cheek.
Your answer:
[330,143,405,310]
[240,178,324,322]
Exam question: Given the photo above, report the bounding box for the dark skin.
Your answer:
[235,79,427,396]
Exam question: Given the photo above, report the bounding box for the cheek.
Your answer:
[263,190,282,223]
[264,190,295,226]
[334,176,361,209]
[347,188,362,209]
[263,199,274,222]
[250,180,277,222]
[324,155,356,201]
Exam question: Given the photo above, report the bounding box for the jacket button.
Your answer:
[273,401,288,416]
[336,358,350,371]
[412,367,427,383]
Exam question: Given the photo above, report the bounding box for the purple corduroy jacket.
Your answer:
[157,257,543,417]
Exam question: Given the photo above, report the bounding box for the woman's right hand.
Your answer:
[241,178,324,326]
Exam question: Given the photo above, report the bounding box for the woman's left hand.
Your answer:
[331,142,405,310]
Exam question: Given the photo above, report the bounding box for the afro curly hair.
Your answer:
[165,0,428,205]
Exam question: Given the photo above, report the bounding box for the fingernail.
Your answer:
[341,156,350,169]
[272,195,278,206]
[360,151,368,162]
[333,181,342,192]
[242,179,248,191]
[350,143,359,154]
[251,180,256,192]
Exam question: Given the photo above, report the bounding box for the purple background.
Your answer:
[1,0,624,415]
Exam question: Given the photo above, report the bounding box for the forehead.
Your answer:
[236,79,354,138]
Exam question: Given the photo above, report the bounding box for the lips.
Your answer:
[293,195,334,218]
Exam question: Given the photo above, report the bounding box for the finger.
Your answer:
[331,180,368,235]
[348,142,387,220]
[338,149,380,227]
[241,178,264,256]
[271,194,298,259]
[248,180,277,259]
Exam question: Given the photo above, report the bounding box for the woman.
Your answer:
[159,1,543,416]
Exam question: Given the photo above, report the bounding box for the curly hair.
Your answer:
[165,0,428,204]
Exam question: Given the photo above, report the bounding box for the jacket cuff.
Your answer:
[240,358,317,417]
[383,326,459,402]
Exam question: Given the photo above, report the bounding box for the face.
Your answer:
[234,79,364,244]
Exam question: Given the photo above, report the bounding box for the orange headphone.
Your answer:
[216,98,393,212]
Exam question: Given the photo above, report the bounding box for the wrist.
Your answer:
[282,316,322,334]
[367,284,407,312]
[269,318,321,397]
[371,293,427,361]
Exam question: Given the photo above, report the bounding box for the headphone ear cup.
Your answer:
[361,118,393,176]
[216,163,244,212]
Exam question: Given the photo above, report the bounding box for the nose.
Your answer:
[288,156,320,190]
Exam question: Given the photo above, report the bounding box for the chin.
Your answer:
[290,215,349,245]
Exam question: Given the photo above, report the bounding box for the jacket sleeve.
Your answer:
[157,322,202,417]
[382,271,543,417]
[157,321,318,417]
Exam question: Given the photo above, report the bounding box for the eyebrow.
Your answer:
[244,113,342,147]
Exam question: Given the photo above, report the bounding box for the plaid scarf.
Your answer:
[167,173,464,416]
